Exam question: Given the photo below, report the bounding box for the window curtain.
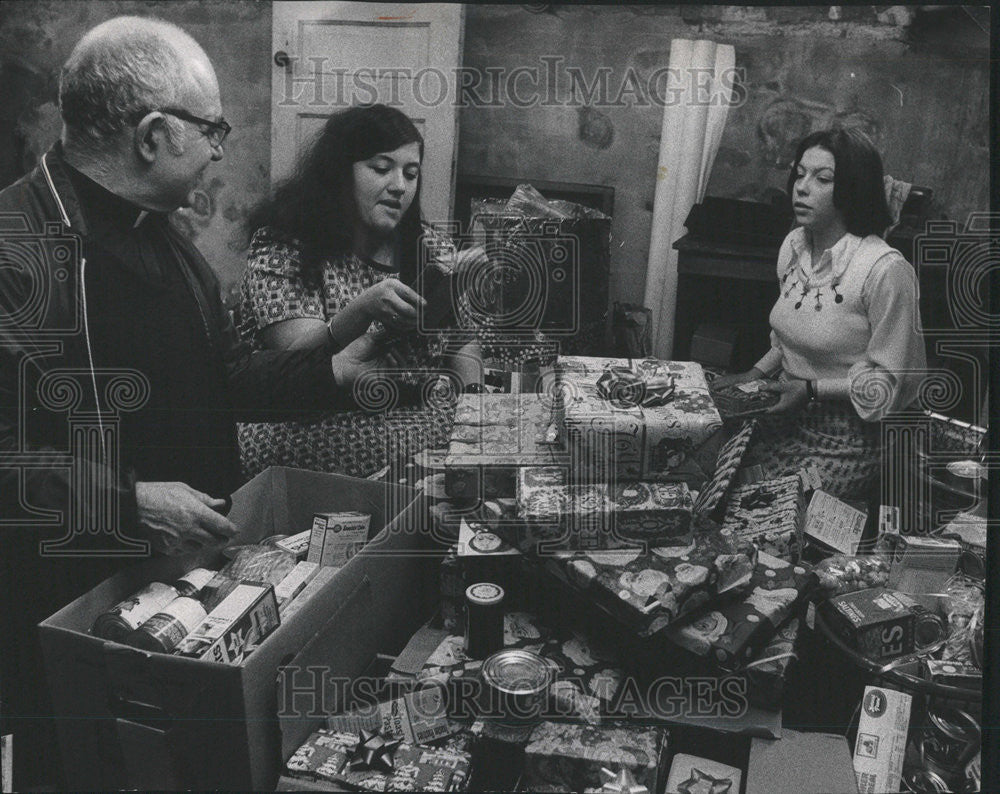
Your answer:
[643,39,737,358]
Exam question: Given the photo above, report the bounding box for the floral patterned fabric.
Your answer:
[235,225,459,478]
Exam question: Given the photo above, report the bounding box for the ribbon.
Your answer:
[739,486,777,510]
[347,729,402,773]
[596,366,676,409]
[597,766,649,794]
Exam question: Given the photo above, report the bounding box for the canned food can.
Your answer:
[924,704,980,772]
[901,765,952,793]
[913,607,946,652]
[125,597,208,653]
[91,582,179,641]
[464,582,505,659]
[479,648,553,727]
[173,567,215,598]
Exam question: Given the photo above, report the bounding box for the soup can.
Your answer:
[464,582,505,659]
[479,648,553,727]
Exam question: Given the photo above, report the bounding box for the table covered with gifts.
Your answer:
[39,357,986,793]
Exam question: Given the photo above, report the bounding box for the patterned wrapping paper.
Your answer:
[542,521,757,637]
[389,611,625,725]
[521,721,668,794]
[663,552,815,671]
[558,357,723,483]
[691,419,758,519]
[444,394,566,501]
[720,475,805,562]
[284,729,471,792]
[741,617,800,711]
[515,466,693,550]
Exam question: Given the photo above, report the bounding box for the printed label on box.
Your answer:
[805,490,866,555]
[308,512,371,567]
[853,686,911,794]
[275,530,311,558]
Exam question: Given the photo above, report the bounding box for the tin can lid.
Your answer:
[902,766,952,793]
[927,705,980,743]
[470,532,503,553]
[466,582,505,605]
[481,649,552,695]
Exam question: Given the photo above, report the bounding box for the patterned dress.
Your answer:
[235,225,460,478]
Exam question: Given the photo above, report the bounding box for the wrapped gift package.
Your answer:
[741,617,801,711]
[283,728,471,792]
[664,753,741,794]
[444,394,566,501]
[558,356,723,483]
[663,552,815,671]
[515,465,694,550]
[521,721,668,794]
[745,730,858,794]
[721,475,805,562]
[543,521,757,636]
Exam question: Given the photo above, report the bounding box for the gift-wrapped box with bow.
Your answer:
[720,475,805,562]
[282,728,471,791]
[522,721,668,794]
[444,393,566,501]
[557,357,723,485]
[513,465,694,550]
[540,521,757,637]
[662,552,816,671]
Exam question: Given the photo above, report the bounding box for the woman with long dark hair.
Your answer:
[236,104,481,477]
[715,127,926,502]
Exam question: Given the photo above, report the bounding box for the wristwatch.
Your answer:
[805,380,817,402]
[463,382,485,394]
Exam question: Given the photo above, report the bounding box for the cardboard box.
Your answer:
[746,730,858,794]
[821,588,918,662]
[38,467,423,791]
[308,511,371,567]
[175,582,280,664]
[852,686,912,794]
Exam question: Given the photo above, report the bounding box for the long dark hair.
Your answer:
[248,104,425,286]
[786,127,893,238]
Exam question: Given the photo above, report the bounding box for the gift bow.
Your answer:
[597,766,649,794]
[347,729,402,773]
[597,367,676,408]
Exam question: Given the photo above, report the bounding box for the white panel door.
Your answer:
[271,2,464,222]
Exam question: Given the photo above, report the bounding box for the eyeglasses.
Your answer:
[158,107,232,147]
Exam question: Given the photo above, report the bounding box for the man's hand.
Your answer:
[136,481,237,556]
[763,379,809,413]
[711,367,765,390]
[330,333,404,388]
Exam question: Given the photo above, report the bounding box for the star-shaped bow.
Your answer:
[347,729,402,773]
[676,767,734,794]
[597,766,648,794]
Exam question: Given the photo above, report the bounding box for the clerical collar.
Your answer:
[62,161,161,232]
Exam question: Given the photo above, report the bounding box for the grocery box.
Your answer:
[38,467,424,791]
[820,588,919,662]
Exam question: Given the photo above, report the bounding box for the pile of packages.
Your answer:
[276,358,985,792]
[90,511,371,664]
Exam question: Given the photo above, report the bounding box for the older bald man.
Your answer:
[0,17,385,786]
